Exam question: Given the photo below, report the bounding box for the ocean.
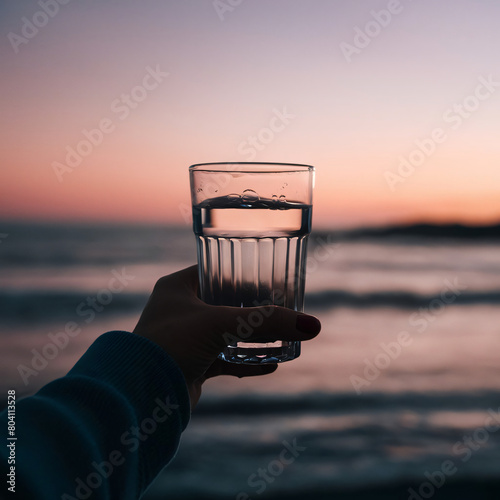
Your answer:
[1,221,499,499]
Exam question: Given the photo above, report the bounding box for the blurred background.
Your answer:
[1,1,500,498]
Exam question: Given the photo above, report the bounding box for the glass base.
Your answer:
[218,341,301,364]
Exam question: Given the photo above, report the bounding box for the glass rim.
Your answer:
[189,162,314,173]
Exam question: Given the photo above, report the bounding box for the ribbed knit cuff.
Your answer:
[34,331,192,496]
[67,331,191,431]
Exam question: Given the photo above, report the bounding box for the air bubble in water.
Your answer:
[279,195,286,202]
[226,193,241,206]
[272,194,278,202]
[242,189,260,204]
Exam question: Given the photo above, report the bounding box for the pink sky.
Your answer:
[1,0,499,228]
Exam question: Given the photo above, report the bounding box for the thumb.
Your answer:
[211,304,321,346]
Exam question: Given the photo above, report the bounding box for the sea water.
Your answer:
[192,194,312,363]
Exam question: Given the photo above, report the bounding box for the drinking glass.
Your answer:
[189,162,314,363]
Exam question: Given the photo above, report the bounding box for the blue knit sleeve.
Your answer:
[0,331,191,499]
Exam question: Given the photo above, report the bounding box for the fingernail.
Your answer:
[296,314,321,334]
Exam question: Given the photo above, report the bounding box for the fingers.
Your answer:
[164,267,321,344]
[204,359,278,380]
[211,304,321,344]
[157,266,321,350]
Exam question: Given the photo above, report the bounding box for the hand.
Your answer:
[133,265,321,409]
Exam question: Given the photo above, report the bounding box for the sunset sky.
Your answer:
[1,0,499,228]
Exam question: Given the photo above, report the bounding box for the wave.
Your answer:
[305,288,500,310]
[145,480,500,500]
[0,222,195,267]
[0,290,149,325]
[314,222,500,242]
[1,221,499,271]
[146,482,500,500]
[150,391,500,500]
[194,390,500,416]
[1,287,500,325]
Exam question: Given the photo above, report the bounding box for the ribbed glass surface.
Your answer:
[197,235,308,311]
[196,235,308,363]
